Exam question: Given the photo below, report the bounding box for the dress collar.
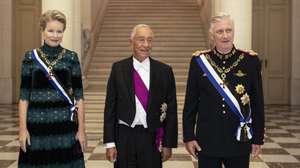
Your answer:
[40,42,63,56]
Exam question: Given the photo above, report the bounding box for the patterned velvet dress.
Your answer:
[18,43,85,168]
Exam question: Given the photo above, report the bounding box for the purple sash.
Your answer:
[133,68,164,151]
[133,69,149,111]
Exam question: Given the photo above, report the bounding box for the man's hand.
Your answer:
[106,147,117,163]
[252,144,262,158]
[184,140,201,159]
[161,147,172,162]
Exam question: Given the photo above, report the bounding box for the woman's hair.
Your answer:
[40,10,66,31]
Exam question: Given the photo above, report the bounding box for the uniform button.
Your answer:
[222,98,225,101]
[222,104,225,107]
[223,61,226,64]
[222,111,226,114]
[222,67,225,70]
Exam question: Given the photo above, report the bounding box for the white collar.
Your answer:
[133,57,150,71]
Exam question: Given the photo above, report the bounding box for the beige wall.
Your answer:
[0,0,13,104]
[291,0,300,105]
[212,0,252,49]
[81,0,92,30]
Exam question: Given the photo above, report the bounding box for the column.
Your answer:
[291,0,300,105]
[42,0,82,57]
[213,0,252,49]
[0,0,13,104]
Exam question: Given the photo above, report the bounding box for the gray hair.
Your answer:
[209,12,234,33]
[130,24,153,39]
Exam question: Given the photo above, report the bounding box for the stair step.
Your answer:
[101,29,203,34]
[99,31,205,36]
[104,17,201,21]
[94,46,200,51]
[91,56,192,62]
[102,24,203,29]
[96,41,206,47]
[107,7,199,11]
[106,10,200,14]
[98,37,206,42]
[88,68,188,73]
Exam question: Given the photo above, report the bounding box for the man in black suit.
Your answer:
[103,24,178,168]
[183,13,265,168]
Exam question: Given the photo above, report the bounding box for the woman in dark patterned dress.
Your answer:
[18,10,86,168]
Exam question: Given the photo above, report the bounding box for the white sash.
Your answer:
[196,54,252,141]
[32,49,77,121]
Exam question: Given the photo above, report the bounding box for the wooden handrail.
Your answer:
[196,0,212,48]
[81,0,109,88]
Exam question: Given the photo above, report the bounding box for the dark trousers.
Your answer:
[114,124,162,168]
[198,152,250,168]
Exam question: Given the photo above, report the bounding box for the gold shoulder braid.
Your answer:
[36,48,66,77]
[192,49,211,56]
[238,49,258,56]
[205,54,244,81]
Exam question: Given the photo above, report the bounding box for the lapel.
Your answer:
[124,56,157,113]
[147,57,157,112]
[122,57,136,110]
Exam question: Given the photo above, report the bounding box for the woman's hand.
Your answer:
[19,128,30,152]
[76,129,87,152]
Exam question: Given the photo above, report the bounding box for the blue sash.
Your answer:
[195,54,252,141]
[32,49,77,122]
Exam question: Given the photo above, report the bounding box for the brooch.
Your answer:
[235,84,245,95]
[241,93,250,106]
[160,102,167,122]
[68,88,73,96]
[234,70,247,77]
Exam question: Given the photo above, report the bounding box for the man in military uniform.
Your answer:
[182,13,265,168]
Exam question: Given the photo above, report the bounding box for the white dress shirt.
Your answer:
[105,57,150,148]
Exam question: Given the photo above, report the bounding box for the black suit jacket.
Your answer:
[104,56,178,148]
[183,49,265,157]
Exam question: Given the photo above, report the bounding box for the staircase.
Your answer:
[84,0,208,143]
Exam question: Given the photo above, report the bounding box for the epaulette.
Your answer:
[238,49,258,56]
[192,49,211,56]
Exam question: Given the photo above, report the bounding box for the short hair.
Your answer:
[40,10,66,31]
[209,12,234,33]
[130,24,154,39]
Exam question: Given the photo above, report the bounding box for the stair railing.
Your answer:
[196,0,212,48]
[81,0,109,88]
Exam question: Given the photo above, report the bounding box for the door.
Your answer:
[252,0,291,104]
[14,0,41,102]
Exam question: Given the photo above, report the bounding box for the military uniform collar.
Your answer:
[214,46,236,60]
